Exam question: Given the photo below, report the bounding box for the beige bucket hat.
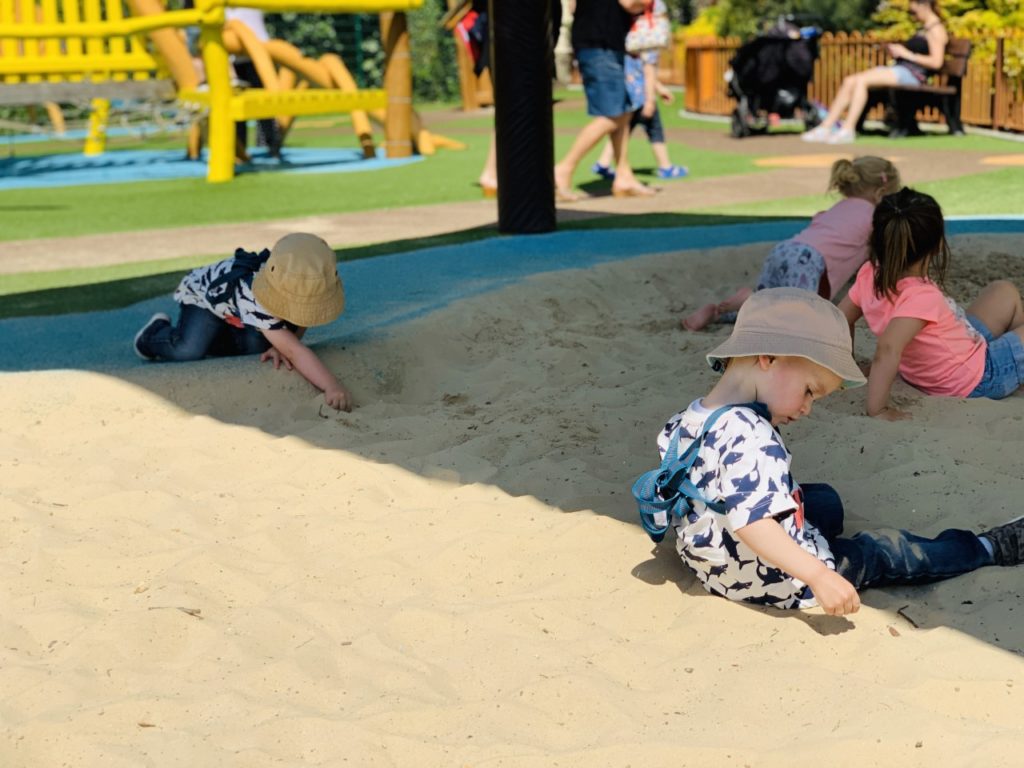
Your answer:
[706,287,866,388]
[252,233,345,327]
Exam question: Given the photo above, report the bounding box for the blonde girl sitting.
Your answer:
[683,156,901,331]
[839,188,1024,420]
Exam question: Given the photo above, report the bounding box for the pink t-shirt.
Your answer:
[794,197,874,298]
[847,262,986,397]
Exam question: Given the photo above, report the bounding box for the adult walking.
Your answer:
[554,0,654,201]
[802,0,947,145]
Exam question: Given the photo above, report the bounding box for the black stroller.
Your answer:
[727,16,822,138]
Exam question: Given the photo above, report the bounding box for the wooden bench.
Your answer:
[861,37,972,137]
[0,0,421,181]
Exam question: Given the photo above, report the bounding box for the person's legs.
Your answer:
[830,527,993,591]
[554,115,619,197]
[226,325,273,356]
[828,67,902,143]
[478,131,498,193]
[801,483,845,540]
[556,48,629,199]
[967,280,1024,337]
[967,312,1024,399]
[609,114,654,195]
[136,304,230,362]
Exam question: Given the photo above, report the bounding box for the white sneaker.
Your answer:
[827,129,856,145]
[134,312,171,360]
[800,125,830,143]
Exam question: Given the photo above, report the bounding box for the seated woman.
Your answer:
[802,0,948,145]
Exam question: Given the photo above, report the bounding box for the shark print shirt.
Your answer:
[656,399,835,609]
[174,254,288,332]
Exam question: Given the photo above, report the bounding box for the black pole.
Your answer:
[489,0,556,234]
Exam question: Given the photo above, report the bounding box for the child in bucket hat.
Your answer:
[643,287,1023,616]
[134,232,353,411]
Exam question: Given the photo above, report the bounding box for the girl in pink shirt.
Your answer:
[839,188,1024,420]
[683,156,901,331]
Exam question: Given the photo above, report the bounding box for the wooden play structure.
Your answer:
[0,0,466,181]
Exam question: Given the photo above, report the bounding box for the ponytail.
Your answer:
[828,155,901,200]
[870,188,949,299]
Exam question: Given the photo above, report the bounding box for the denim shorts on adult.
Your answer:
[891,64,922,87]
[967,314,1024,399]
[577,47,630,118]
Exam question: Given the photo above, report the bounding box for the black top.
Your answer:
[571,0,635,53]
[896,31,937,83]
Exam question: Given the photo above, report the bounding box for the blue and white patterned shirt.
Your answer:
[656,399,836,609]
[174,253,288,332]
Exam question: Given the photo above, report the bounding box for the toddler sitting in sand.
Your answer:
[840,188,1024,420]
[682,156,901,331]
[637,288,1023,616]
[134,232,353,411]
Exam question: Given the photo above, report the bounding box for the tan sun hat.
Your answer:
[706,287,866,388]
[251,233,345,327]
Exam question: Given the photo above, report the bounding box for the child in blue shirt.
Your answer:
[649,287,1023,614]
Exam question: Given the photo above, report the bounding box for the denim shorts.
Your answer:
[967,314,1024,399]
[577,47,630,118]
[891,64,922,87]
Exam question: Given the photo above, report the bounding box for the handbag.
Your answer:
[625,5,671,54]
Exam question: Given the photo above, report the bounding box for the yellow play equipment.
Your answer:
[0,0,435,181]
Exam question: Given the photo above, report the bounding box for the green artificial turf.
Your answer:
[699,167,1024,218]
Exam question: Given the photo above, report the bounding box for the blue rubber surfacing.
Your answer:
[0,147,421,190]
[1,218,1022,373]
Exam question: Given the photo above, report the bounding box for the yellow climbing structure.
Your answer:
[0,0,425,181]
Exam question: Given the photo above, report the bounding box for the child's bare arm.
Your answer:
[866,317,924,419]
[642,60,657,117]
[261,327,353,411]
[736,518,860,616]
[837,296,862,344]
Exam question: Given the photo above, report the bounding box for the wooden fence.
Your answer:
[679,31,1024,132]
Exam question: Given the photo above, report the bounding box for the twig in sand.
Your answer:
[896,605,920,628]
[147,606,203,620]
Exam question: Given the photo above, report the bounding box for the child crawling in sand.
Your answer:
[637,288,1023,615]
[682,156,901,331]
[134,232,353,412]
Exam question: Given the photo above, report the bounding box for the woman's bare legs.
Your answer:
[478,133,498,191]
[806,67,902,139]
[968,280,1024,340]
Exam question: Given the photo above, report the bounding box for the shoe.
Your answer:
[800,125,830,143]
[827,129,856,145]
[612,184,658,198]
[592,162,615,181]
[656,164,689,179]
[980,515,1024,566]
[134,312,171,361]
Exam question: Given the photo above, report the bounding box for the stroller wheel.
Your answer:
[731,111,750,138]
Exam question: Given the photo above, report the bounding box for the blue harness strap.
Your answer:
[205,248,271,304]
[632,403,769,543]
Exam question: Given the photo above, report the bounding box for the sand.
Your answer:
[3,233,1024,766]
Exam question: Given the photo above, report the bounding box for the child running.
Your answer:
[134,232,354,412]
[640,287,1023,615]
[839,187,1024,420]
[682,156,901,331]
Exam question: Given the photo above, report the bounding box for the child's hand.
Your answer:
[324,385,353,412]
[260,347,293,371]
[656,83,674,104]
[809,569,860,616]
[872,406,911,421]
[642,98,657,119]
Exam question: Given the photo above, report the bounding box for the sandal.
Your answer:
[592,162,616,181]
[656,165,689,179]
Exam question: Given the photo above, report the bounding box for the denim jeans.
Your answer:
[801,484,992,591]
[137,304,271,361]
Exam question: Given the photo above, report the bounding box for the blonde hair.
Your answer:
[828,156,901,201]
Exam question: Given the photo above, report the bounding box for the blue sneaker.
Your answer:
[656,165,689,179]
[592,162,615,181]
